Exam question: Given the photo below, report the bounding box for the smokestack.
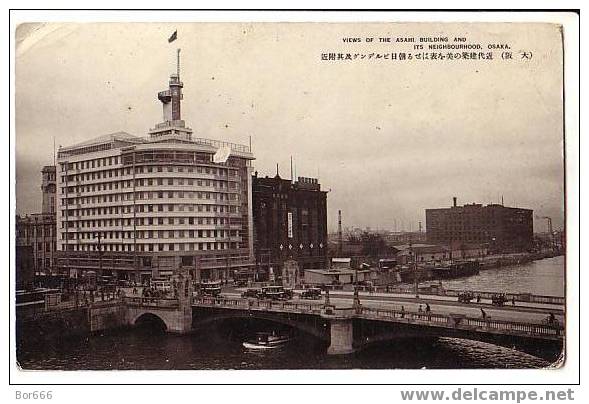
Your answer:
[338,210,343,256]
[453,197,457,207]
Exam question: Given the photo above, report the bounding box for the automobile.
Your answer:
[151,279,172,293]
[259,285,293,301]
[491,294,507,306]
[199,281,222,297]
[300,288,322,300]
[241,288,262,298]
[458,291,474,303]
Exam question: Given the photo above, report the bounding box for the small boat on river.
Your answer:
[242,332,290,350]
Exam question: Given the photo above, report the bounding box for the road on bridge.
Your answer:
[222,288,564,326]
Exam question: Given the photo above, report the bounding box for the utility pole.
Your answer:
[97,232,102,276]
[64,161,70,278]
[544,217,554,251]
[411,242,419,298]
[338,210,343,257]
[537,216,554,252]
[133,150,138,282]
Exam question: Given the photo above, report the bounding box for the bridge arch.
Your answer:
[133,312,169,332]
[192,309,329,341]
[354,320,563,360]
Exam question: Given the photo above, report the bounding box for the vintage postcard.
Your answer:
[12,17,574,383]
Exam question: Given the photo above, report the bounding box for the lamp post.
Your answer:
[410,242,419,298]
[96,232,102,277]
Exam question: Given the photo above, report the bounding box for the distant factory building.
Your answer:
[394,244,451,265]
[252,173,328,280]
[425,197,533,253]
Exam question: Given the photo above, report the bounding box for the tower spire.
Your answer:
[177,48,181,79]
[150,41,192,140]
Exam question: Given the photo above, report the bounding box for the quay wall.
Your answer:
[89,304,128,332]
[17,307,91,347]
[17,302,130,348]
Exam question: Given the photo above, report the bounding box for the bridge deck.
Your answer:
[193,297,564,341]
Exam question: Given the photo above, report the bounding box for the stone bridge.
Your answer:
[125,298,192,333]
[190,297,564,355]
[19,294,564,356]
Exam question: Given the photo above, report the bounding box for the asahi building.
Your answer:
[56,50,255,283]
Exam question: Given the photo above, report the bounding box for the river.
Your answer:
[438,255,565,296]
[17,256,565,370]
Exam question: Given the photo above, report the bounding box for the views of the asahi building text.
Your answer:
[15,22,565,370]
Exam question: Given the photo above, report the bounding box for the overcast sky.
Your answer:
[15,22,565,232]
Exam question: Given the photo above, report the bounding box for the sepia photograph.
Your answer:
[12,15,574,378]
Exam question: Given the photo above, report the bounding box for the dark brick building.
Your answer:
[252,173,328,280]
[426,198,534,253]
[15,165,58,280]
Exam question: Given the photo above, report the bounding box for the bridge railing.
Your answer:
[194,296,324,314]
[193,297,563,339]
[360,307,449,325]
[375,287,565,306]
[359,306,563,337]
[123,297,180,308]
[461,317,563,337]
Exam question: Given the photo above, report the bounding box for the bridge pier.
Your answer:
[327,319,355,355]
[165,307,193,334]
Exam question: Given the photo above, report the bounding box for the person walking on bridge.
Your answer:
[480,308,487,320]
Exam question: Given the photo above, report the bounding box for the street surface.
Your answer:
[118,285,563,326]
[221,288,564,326]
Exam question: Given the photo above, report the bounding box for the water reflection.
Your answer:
[18,322,555,370]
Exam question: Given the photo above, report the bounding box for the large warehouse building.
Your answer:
[425,197,534,253]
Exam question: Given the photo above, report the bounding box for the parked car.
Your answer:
[259,285,293,300]
[458,291,474,303]
[199,281,222,297]
[300,288,322,300]
[241,288,262,298]
[491,294,507,306]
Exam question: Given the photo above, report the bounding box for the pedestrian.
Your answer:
[476,294,481,303]
[511,297,516,306]
[425,303,431,313]
[400,305,405,318]
[480,308,487,319]
[418,305,423,313]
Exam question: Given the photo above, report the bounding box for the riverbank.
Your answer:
[395,251,564,284]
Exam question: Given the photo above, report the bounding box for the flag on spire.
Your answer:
[168,30,177,43]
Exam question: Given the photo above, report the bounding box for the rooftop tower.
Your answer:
[150,48,193,140]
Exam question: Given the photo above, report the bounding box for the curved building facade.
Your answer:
[56,70,254,283]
